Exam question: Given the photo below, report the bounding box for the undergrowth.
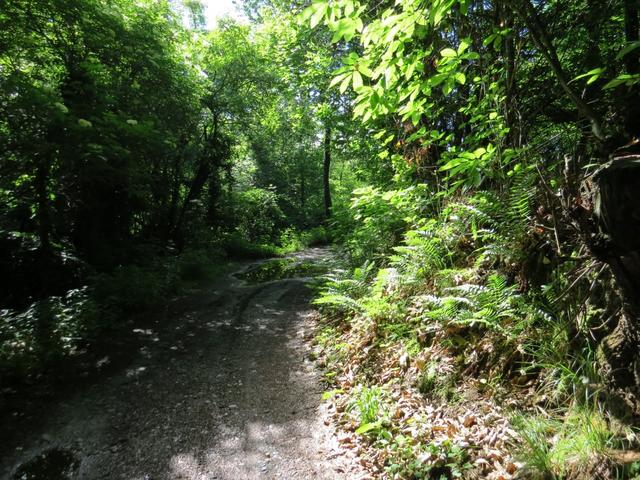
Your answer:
[0,222,330,385]
[313,180,638,479]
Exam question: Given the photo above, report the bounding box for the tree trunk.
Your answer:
[589,156,640,415]
[323,124,332,218]
[173,115,224,246]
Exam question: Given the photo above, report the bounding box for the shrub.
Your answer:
[279,225,331,253]
[221,232,280,259]
[91,264,169,313]
[233,187,285,243]
[333,185,430,265]
[0,288,99,378]
[177,248,223,283]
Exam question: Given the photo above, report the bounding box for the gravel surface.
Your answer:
[2,248,364,480]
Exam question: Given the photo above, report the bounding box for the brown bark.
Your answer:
[589,156,640,414]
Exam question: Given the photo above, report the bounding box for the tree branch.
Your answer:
[508,0,606,142]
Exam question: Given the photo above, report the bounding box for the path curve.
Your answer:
[2,248,363,480]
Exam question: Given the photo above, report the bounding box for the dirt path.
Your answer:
[1,248,363,480]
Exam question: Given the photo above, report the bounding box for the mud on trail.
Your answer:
[1,248,364,480]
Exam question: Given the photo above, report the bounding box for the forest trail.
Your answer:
[2,248,363,480]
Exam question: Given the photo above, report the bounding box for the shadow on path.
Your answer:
[2,248,356,480]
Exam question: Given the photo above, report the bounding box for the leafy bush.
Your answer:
[91,264,172,314]
[220,232,281,259]
[0,288,99,378]
[279,225,331,253]
[233,187,285,243]
[333,185,430,265]
[177,248,224,283]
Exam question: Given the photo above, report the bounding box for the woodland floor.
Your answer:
[1,248,366,480]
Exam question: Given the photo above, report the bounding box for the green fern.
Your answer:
[312,293,363,313]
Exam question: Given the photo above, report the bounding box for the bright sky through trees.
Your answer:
[204,0,243,26]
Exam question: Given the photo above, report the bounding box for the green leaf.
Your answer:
[321,389,344,400]
[616,41,640,60]
[473,147,487,157]
[430,73,448,86]
[442,79,454,95]
[357,63,373,77]
[54,102,68,114]
[603,73,640,89]
[309,3,328,28]
[353,70,363,89]
[344,0,355,16]
[570,67,605,84]
[332,18,358,42]
[355,421,380,434]
[299,4,315,21]
[340,74,351,93]
[457,38,471,54]
[330,72,349,88]
[483,33,497,46]
[440,48,457,58]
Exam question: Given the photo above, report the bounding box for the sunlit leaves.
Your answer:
[483,28,511,51]
[603,73,640,89]
[332,17,360,42]
[301,0,512,191]
[440,48,457,58]
[54,102,69,114]
[300,0,364,36]
[352,70,363,89]
[439,144,498,189]
[571,67,606,85]
[300,1,329,28]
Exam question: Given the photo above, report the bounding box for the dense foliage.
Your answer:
[0,0,350,381]
[2,0,640,477]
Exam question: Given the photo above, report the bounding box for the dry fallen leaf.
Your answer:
[463,415,476,428]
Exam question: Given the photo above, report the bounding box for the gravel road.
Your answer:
[2,248,363,480]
